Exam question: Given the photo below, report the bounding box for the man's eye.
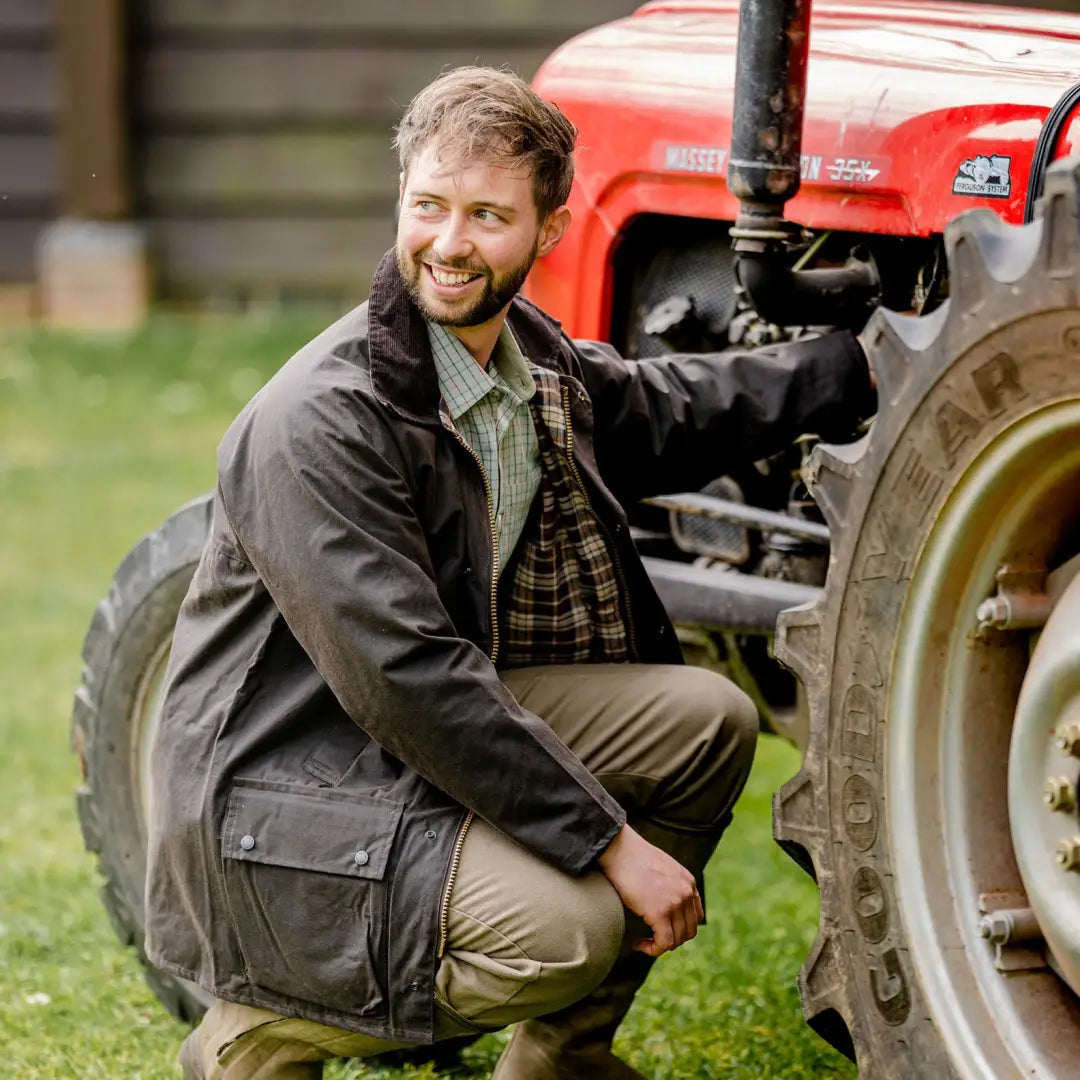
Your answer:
[474,209,501,223]
[415,200,440,213]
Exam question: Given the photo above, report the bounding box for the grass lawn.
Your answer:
[0,316,856,1079]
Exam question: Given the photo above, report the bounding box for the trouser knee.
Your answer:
[531,886,625,1017]
[562,880,626,1003]
[438,863,625,1031]
[650,666,758,831]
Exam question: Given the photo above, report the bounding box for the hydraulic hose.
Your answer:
[1024,82,1080,224]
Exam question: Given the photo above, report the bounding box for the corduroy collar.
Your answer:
[366,248,565,425]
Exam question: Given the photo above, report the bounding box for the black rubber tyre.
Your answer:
[73,494,213,1023]
[773,159,1080,1077]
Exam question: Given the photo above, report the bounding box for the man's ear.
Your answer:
[537,205,572,258]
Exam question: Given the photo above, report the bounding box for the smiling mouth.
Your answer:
[425,263,483,289]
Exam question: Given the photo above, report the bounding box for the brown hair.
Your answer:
[393,66,577,219]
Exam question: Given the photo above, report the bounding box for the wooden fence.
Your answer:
[0,0,58,285]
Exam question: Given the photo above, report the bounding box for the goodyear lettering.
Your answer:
[971,352,1026,418]
[935,399,983,467]
[841,683,876,763]
[851,638,884,688]
[663,145,728,175]
[851,866,888,944]
[870,948,912,1025]
[837,348,1034,1038]
[928,354,1032,469]
[899,447,944,527]
[842,774,878,849]
[860,514,907,582]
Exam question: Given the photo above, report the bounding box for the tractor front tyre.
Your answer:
[72,494,213,1023]
[775,157,1080,1077]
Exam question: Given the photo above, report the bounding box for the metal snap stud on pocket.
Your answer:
[353,850,370,867]
[240,834,255,851]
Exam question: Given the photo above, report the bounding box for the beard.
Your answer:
[397,240,537,328]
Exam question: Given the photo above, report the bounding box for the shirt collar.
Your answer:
[365,248,565,427]
[427,321,536,421]
[495,323,537,404]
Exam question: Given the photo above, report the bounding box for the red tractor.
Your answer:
[75,1,1080,1076]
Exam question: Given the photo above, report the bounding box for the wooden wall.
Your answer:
[131,0,639,305]
[0,0,59,284]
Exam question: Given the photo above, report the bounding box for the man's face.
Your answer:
[396,142,567,328]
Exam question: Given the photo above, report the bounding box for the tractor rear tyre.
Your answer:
[73,494,213,1023]
[774,157,1080,1077]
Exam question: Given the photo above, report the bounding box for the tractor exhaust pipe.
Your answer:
[728,0,811,237]
[727,0,880,327]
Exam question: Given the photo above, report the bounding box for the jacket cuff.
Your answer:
[840,329,877,422]
[567,806,627,875]
[812,329,876,442]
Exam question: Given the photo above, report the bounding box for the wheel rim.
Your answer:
[888,399,1080,1077]
[131,636,171,837]
[1010,570,1080,999]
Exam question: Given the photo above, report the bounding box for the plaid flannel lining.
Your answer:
[500,369,632,667]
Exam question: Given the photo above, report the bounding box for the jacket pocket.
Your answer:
[301,723,372,787]
[220,777,402,1017]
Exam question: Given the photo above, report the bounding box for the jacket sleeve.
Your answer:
[217,366,625,875]
[572,330,873,506]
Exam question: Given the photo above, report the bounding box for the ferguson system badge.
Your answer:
[953,155,1012,199]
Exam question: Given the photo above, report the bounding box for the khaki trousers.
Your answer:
[188,663,757,1079]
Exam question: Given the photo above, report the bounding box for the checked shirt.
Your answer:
[427,320,540,577]
[428,320,633,668]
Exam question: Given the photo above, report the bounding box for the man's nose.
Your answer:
[432,215,472,263]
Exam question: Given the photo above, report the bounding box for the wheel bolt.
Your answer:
[977,907,1041,945]
[976,596,1009,631]
[978,912,1012,944]
[1056,721,1080,757]
[1044,777,1076,812]
[1055,836,1080,871]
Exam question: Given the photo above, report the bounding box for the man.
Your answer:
[147,67,873,1080]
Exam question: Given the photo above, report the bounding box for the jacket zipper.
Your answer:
[561,384,639,659]
[438,808,474,955]
[446,427,501,666]
[438,426,499,956]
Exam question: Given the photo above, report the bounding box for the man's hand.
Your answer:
[597,824,703,957]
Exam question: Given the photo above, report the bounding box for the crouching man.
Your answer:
[146,66,874,1080]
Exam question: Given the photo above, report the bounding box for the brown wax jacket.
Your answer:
[144,250,872,1043]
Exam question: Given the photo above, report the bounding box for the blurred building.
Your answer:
[0,0,1076,327]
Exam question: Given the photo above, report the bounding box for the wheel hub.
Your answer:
[1010,572,1080,998]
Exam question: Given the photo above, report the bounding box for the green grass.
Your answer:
[0,317,856,1079]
